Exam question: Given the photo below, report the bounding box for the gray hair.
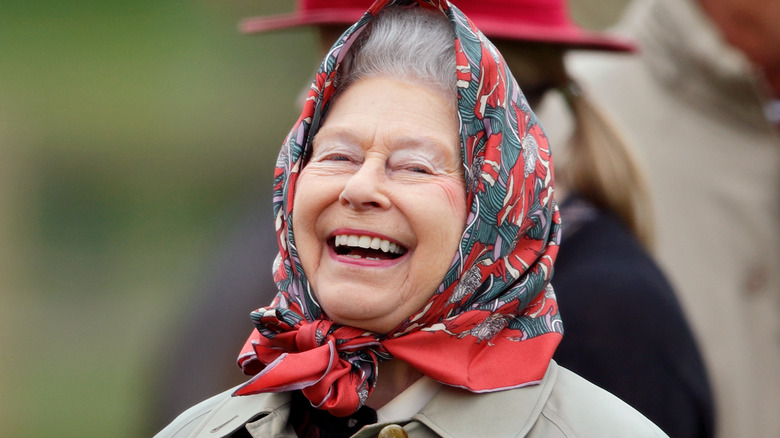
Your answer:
[336,6,457,101]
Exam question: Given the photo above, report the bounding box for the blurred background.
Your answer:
[0,0,626,436]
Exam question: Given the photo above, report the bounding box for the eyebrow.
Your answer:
[311,127,360,150]
[391,137,459,169]
[314,126,454,156]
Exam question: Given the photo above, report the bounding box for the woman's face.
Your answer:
[292,76,467,334]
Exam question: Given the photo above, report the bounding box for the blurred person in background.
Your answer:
[563,0,780,436]
[150,0,713,436]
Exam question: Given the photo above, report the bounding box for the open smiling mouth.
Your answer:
[330,234,408,261]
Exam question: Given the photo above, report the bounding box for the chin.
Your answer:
[325,306,396,333]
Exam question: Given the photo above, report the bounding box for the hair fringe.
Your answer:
[336,6,456,101]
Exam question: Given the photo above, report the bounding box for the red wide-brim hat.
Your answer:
[240,0,635,52]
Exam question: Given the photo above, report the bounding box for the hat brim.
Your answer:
[240,9,368,34]
[239,8,635,52]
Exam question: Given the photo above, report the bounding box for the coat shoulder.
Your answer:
[154,386,293,438]
[154,387,236,438]
[537,366,669,437]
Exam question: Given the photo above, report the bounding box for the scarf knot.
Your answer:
[236,311,387,416]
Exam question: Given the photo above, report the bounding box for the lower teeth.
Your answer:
[344,254,381,260]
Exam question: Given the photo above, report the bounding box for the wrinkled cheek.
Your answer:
[293,173,332,219]
[290,174,323,257]
[435,179,468,226]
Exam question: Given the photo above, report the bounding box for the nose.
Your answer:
[339,161,391,211]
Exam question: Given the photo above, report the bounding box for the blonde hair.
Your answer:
[560,82,655,250]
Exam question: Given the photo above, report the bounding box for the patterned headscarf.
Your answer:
[236,0,562,417]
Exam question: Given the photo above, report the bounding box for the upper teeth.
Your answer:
[334,234,404,254]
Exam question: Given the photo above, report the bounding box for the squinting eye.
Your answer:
[408,166,432,174]
[324,154,351,162]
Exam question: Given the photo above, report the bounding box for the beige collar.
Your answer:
[351,362,559,438]
[376,375,442,423]
[193,362,559,437]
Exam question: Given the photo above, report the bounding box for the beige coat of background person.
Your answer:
[560,0,780,435]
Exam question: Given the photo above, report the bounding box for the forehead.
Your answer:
[313,76,460,154]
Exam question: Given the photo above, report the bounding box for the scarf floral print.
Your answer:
[236,0,563,417]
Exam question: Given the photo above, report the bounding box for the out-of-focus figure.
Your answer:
[565,0,780,436]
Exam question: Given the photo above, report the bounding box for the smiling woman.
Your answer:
[156,1,667,437]
[294,77,466,335]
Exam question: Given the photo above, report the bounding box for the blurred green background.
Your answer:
[0,0,626,436]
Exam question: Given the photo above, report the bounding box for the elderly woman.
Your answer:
[157,1,666,436]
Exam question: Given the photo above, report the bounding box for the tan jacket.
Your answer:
[565,0,780,436]
[155,361,666,437]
